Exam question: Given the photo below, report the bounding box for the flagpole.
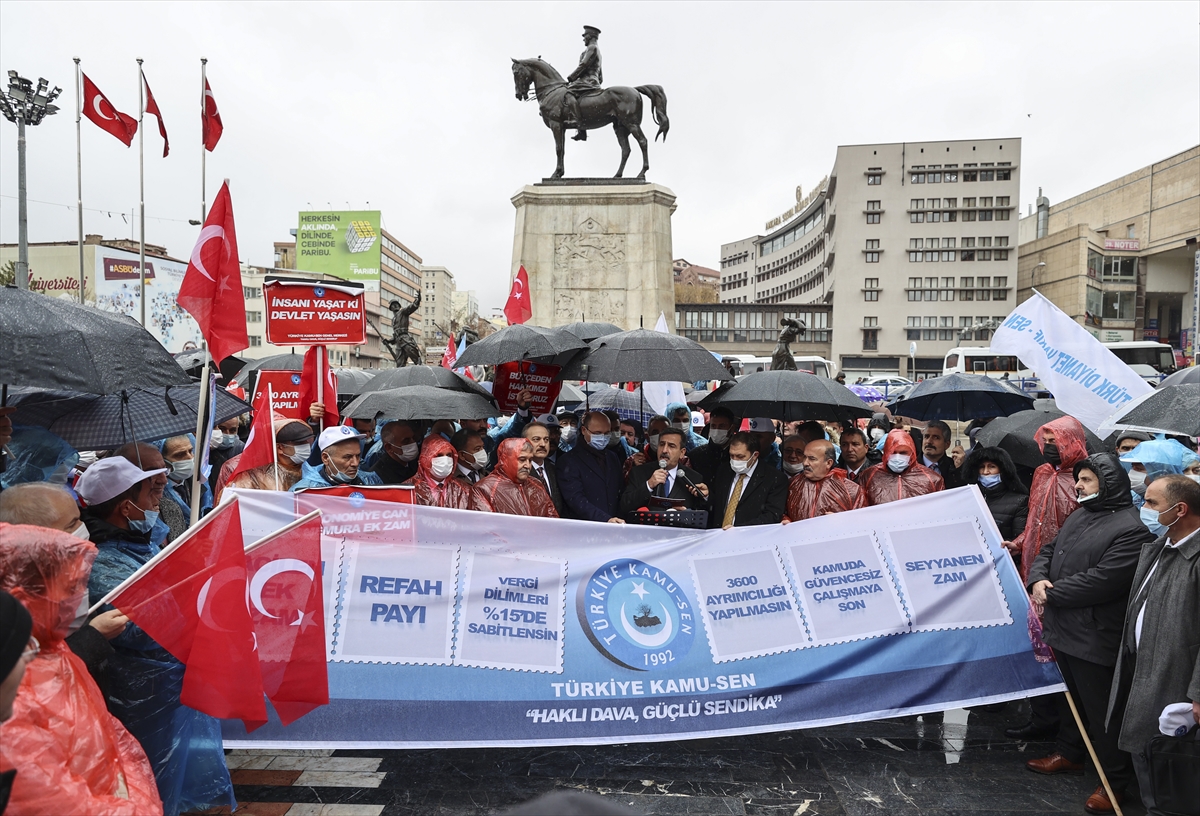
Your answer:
[268,383,280,491]
[189,346,211,526]
[316,345,326,433]
[200,58,207,221]
[137,58,146,327]
[74,58,84,305]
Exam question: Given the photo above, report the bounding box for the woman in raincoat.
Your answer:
[1011,415,1089,583]
[0,524,162,816]
[473,439,560,518]
[402,436,490,510]
[859,429,944,505]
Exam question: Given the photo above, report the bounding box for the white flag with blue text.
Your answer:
[991,292,1151,433]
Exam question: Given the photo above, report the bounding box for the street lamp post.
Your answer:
[0,71,61,290]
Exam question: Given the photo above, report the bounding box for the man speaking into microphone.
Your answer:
[620,428,709,515]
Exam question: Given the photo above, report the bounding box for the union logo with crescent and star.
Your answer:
[576,558,694,671]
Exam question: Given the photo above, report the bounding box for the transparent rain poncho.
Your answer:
[1013,415,1088,581]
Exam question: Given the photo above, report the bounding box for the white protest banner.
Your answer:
[222,486,1062,749]
[642,312,685,415]
[991,291,1151,432]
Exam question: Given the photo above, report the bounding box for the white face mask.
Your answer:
[648,434,661,450]
[708,429,729,446]
[398,442,420,462]
[430,455,455,480]
[1078,491,1100,503]
[209,430,224,448]
[1188,474,1200,485]
[783,460,804,475]
[610,431,623,445]
[730,456,754,475]
[471,448,490,469]
[887,454,911,473]
[673,421,691,433]
[168,459,194,484]
[870,428,884,442]
[1128,470,1146,494]
[71,521,90,540]
[560,426,577,443]
[66,592,90,635]
[287,443,312,464]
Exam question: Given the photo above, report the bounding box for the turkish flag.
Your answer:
[299,345,339,428]
[440,333,457,369]
[203,79,223,152]
[245,511,329,725]
[503,266,533,326]
[107,499,268,729]
[82,74,137,146]
[229,384,279,483]
[177,181,247,364]
[142,71,169,157]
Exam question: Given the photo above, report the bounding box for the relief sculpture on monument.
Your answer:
[553,217,627,323]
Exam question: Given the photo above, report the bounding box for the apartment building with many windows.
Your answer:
[720,138,1021,379]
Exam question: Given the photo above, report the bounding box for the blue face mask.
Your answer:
[979,474,1003,489]
[1139,506,1166,536]
[587,432,609,451]
[127,502,159,534]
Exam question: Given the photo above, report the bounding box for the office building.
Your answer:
[421,265,456,363]
[1017,145,1198,358]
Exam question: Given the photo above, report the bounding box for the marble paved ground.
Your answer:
[212,703,1148,816]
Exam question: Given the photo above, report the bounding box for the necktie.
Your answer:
[536,466,550,493]
[665,473,673,496]
[723,474,746,527]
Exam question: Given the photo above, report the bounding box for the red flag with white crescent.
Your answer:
[105,499,268,729]
[81,73,137,146]
[440,333,457,369]
[142,70,169,157]
[245,511,329,725]
[203,78,223,151]
[503,266,533,326]
[177,181,248,364]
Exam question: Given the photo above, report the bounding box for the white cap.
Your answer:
[319,425,367,451]
[1159,702,1195,736]
[76,457,168,506]
[746,417,775,433]
[691,411,705,428]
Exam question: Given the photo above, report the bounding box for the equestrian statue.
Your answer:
[512,25,669,180]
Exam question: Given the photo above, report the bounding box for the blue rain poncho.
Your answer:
[85,514,234,816]
[0,425,78,489]
[1120,437,1194,509]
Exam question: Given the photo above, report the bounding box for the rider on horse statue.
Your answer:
[564,25,602,142]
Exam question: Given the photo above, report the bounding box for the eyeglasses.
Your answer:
[22,635,39,661]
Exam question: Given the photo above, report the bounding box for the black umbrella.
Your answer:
[343,385,499,421]
[174,350,246,384]
[884,373,1035,421]
[557,321,624,343]
[228,353,305,388]
[1156,366,1199,387]
[332,367,378,397]
[974,407,1107,470]
[1,287,190,395]
[697,370,872,422]
[453,324,587,369]
[356,365,493,399]
[560,329,733,383]
[564,385,656,425]
[6,384,251,451]
[1102,384,1200,436]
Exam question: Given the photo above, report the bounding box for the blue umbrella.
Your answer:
[848,384,886,404]
[885,373,1034,421]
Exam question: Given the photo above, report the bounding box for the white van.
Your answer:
[723,354,836,378]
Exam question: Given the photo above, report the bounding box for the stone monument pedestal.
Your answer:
[510,181,677,330]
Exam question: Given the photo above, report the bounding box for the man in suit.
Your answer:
[839,428,880,483]
[707,431,789,529]
[556,411,626,524]
[523,421,564,516]
[620,428,709,516]
[922,420,964,489]
[450,429,489,486]
[688,407,739,484]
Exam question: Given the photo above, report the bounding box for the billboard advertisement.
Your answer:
[296,211,382,291]
[94,247,204,353]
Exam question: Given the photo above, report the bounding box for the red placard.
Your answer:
[264,278,366,346]
[492,360,562,414]
[252,370,305,419]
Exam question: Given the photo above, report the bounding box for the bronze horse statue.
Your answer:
[512,57,669,180]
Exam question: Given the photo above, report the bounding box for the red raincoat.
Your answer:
[860,430,944,506]
[402,436,489,510]
[785,469,866,521]
[1013,415,1087,581]
[473,439,560,518]
[0,524,163,816]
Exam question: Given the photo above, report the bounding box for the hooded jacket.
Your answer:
[0,524,162,816]
[665,402,707,451]
[1013,416,1088,581]
[859,430,944,506]
[473,439,559,518]
[785,468,866,521]
[1026,453,1154,666]
[402,436,489,510]
[963,445,1029,542]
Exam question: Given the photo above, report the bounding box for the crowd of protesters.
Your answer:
[0,382,1198,816]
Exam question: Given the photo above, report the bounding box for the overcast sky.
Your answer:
[1,1,1196,313]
